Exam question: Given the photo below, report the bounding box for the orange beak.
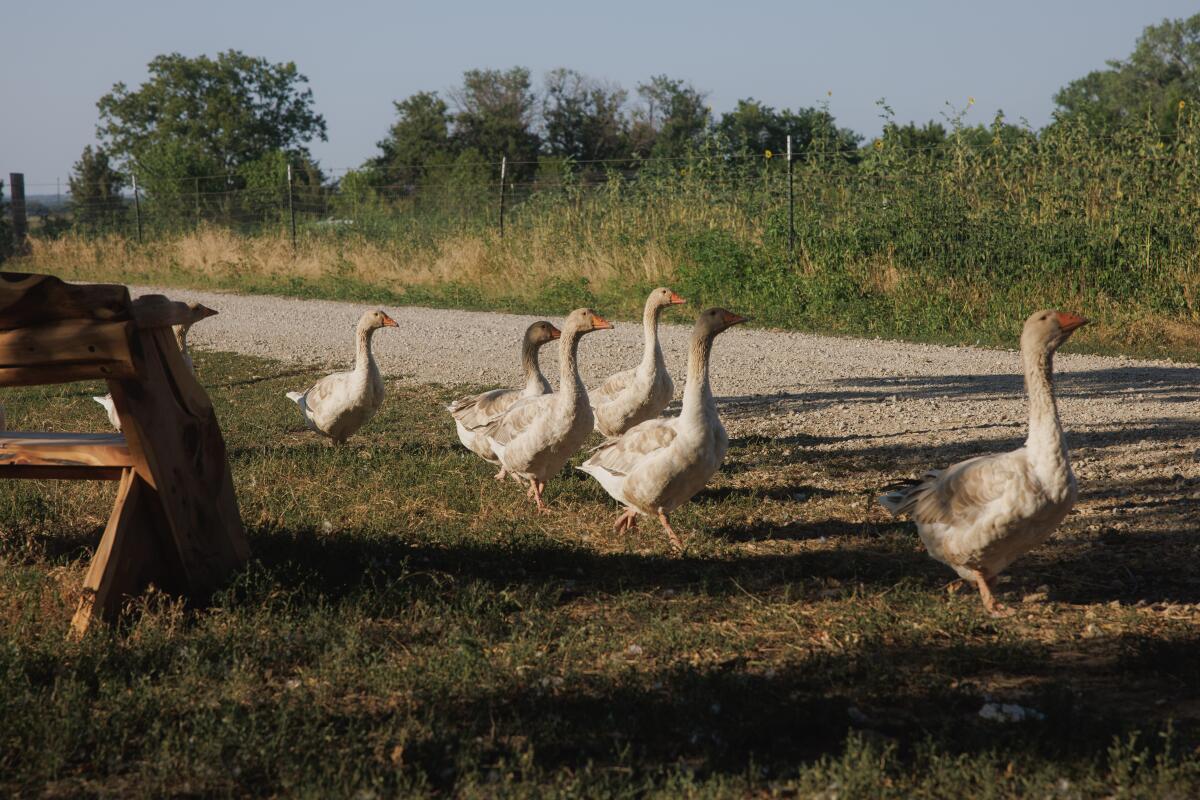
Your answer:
[1055,311,1088,333]
[592,314,614,330]
[721,311,750,327]
[669,291,687,305]
[549,325,562,339]
[381,313,399,328]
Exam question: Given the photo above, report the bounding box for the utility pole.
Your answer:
[131,172,143,244]
[498,156,507,238]
[287,164,297,250]
[8,173,27,252]
[786,135,795,257]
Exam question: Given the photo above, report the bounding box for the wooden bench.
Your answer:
[0,271,248,636]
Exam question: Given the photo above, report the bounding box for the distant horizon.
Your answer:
[4,0,1198,189]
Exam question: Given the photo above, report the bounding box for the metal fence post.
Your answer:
[287,163,296,250]
[787,135,795,257]
[8,173,27,252]
[131,172,143,244]
[498,156,507,238]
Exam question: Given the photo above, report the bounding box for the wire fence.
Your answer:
[12,125,1200,320]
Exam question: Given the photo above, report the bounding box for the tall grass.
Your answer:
[20,112,1200,357]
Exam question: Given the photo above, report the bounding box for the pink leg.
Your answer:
[494,467,508,481]
[613,508,639,533]
[531,480,548,513]
[657,509,683,551]
[969,569,1012,618]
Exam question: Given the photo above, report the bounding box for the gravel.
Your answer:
[137,285,1200,482]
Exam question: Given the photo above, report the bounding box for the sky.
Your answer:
[3,0,1197,194]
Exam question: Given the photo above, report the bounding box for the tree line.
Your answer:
[56,12,1200,227]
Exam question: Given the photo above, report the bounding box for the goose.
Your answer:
[447,320,561,478]
[877,310,1088,616]
[579,307,748,549]
[286,309,398,444]
[590,287,686,436]
[94,302,218,432]
[484,308,613,510]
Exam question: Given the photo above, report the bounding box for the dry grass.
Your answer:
[24,226,675,303]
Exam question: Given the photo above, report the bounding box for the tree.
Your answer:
[68,145,127,230]
[371,91,454,186]
[631,75,710,158]
[541,69,629,165]
[1053,13,1200,132]
[96,50,327,174]
[717,98,861,159]
[449,67,541,177]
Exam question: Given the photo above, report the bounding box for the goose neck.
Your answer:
[174,324,191,358]
[557,328,585,406]
[640,302,665,370]
[521,339,549,394]
[355,326,376,374]
[1023,346,1066,464]
[681,332,714,427]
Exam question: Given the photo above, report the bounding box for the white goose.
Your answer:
[590,287,686,437]
[286,309,397,444]
[94,302,218,431]
[447,320,560,478]
[878,310,1088,616]
[580,307,747,549]
[484,308,613,510]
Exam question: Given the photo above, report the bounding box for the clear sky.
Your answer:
[3,0,1197,193]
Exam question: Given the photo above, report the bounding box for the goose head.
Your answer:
[694,307,749,340]
[563,308,614,337]
[525,320,562,348]
[359,309,400,333]
[647,287,687,312]
[1021,309,1088,355]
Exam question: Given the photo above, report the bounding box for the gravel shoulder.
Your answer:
[139,285,1200,499]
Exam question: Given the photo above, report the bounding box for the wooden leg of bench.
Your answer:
[70,469,172,637]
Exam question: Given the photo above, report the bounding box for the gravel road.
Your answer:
[139,285,1200,498]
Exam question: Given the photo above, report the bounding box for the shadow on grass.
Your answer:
[244,524,933,605]
[376,635,1198,790]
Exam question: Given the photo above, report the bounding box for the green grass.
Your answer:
[3,350,1200,797]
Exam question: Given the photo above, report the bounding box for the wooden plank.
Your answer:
[0,360,138,387]
[0,272,131,329]
[131,295,196,329]
[70,470,182,637]
[109,325,248,601]
[0,319,134,371]
[0,432,133,469]
[0,465,126,481]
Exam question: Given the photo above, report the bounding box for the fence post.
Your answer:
[498,156,507,238]
[786,135,795,257]
[8,173,27,253]
[286,163,296,250]
[131,172,143,244]
[194,177,201,227]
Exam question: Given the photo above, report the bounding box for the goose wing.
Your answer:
[485,393,555,446]
[590,367,636,407]
[583,418,678,476]
[909,451,1027,529]
[448,388,520,431]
